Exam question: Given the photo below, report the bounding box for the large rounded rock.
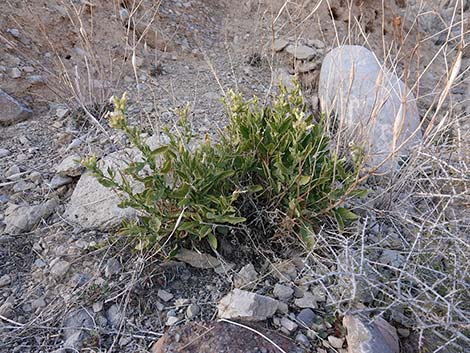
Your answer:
[0,89,32,125]
[318,45,422,173]
[64,149,140,230]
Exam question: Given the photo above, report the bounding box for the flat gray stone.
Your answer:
[273,38,289,52]
[281,317,298,332]
[234,263,258,289]
[0,274,11,288]
[63,308,94,349]
[49,175,73,189]
[294,292,317,309]
[185,304,200,320]
[0,89,32,125]
[4,200,57,234]
[0,148,11,158]
[218,289,279,321]
[55,154,83,177]
[297,308,315,327]
[175,248,221,269]
[50,259,71,278]
[158,289,174,302]
[64,149,140,230]
[319,45,422,173]
[273,283,294,301]
[286,44,317,60]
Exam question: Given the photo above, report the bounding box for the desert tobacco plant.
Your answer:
[82,85,361,251]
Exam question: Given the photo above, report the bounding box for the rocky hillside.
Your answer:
[1,1,469,352]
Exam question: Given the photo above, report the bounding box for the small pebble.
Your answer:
[281,317,298,332]
[158,289,174,302]
[0,149,11,158]
[327,335,345,349]
[0,274,11,288]
[166,316,179,326]
[185,304,200,320]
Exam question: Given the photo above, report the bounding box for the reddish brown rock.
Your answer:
[151,321,305,353]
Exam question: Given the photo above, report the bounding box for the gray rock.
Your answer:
[0,149,11,158]
[273,38,289,52]
[175,248,221,269]
[64,149,140,230]
[286,44,317,60]
[158,289,174,302]
[49,175,73,189]
[28,75,46,85]
[343,315,399,353]
[0,297,15,319]
[92,301,103,313]
[9,68,21,79]
[272,261,298,281]
[50,259,71,278]
[273,283,294,301]
[31,297,46,309]
[6,28,20,38]
[276,302,289,314]
[63,308,94,349]
[67,138,83,150]
[297,308,316,327]
[281,317,298,333]
[13,180,34,192]
[218,289,279,321]
[166,316,180,326]
[0,89,32,125]
[34,259,46,268]
[185,304,200,320]
[308,39,326,49]
[5,164,20,179]
[296,60,320,74]
[0,274,11,288]
[55,154,83,177]
[319,45,422,173]
[234,263,258,288]
[274,67,296,90]
[296,332,310,346]
[310,285,327,302]
[104,258,121,278]
[107,304,122,327]
[380,249,405,268]
[4,200,57,234]
[29,171,42,183]
[56,108,69,119]
[294,292,317,309]
[397,328,410,338]
[328,335,344,349]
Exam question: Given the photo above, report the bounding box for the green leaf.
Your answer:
[98,179,116,188]
[221,216,246,224]
[299,175,311,186]
[335,207,359,221]
[247,184,263,193]
[207,233,218,250]
[161,159,172,174]
[151,145,169,155]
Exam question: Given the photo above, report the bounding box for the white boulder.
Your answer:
[319,45,422,173]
